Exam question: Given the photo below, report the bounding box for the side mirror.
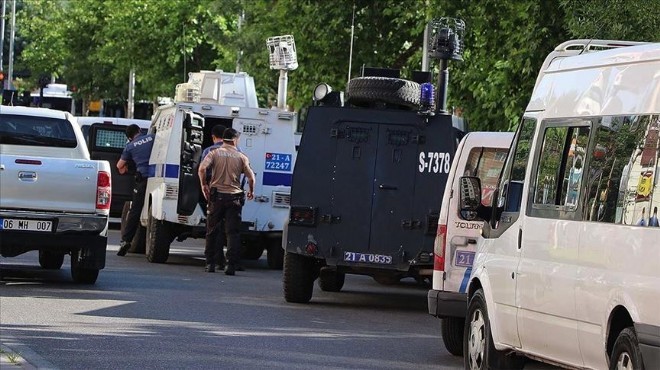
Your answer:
[459,176,482,220]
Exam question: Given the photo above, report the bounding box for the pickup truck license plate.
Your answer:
[0,218,53,232]
[344,252,393,265]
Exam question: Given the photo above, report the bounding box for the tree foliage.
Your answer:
[9,0,658,130]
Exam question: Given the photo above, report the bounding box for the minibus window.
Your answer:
[583,114,659,226]
[533,125,590,208]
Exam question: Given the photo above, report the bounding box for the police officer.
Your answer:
[200,124,227,271]
[117,124,155,256]
[198,128,255,275]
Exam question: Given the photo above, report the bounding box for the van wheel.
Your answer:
[609,327,643,370]
[283,252,316,303]
[347,77,421,109]
[39,250,65,270]
[146,206,173,263]
[441,317,465,356]
[267,239,284,270]
[70,250,99,284]
[318,267,345,292]
[464,289,524,370]
[120,201,131,235]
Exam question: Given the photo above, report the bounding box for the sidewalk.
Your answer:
[0,342,56,370]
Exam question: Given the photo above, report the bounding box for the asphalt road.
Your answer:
[1,229,464,370]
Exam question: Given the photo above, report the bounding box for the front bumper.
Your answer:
[636,323,660,370]
[427,289,468,318]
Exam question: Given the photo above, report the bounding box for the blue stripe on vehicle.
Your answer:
[263,171,292,186]
[164,164,179,178]
[459,267,472,293]
[149,164,179,179]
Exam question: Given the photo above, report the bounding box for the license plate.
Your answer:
[0,218,53,232]
[455,250,475,268]
[343,251,393,265]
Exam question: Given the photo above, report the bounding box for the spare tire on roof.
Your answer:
[347,77,421,109]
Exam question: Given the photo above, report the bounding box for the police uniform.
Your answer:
[200,144,253,274]
[119,133,155,248]
[200,142,226,269]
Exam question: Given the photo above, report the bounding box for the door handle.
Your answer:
[379,184,398,190]
[518,229,522,249]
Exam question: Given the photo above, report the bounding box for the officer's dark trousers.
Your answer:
[121,177,147,243]
[205,192,243,267]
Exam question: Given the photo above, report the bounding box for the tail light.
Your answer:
[96,171,111,212]
[433,224,447,271]
[289,206,317,227]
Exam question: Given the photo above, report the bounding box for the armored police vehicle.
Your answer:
[283,19,468,303]
[129,35,299,268]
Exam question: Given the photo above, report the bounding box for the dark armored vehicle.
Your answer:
[283,18,467,303]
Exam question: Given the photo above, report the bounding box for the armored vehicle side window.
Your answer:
[583,115,660,226]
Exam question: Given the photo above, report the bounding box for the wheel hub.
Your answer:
[467,308,486,370]
[616,351,633,370]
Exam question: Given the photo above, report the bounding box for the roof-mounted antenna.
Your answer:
[347,2,356,86]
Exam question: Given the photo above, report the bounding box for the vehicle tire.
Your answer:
[70,249,99,284]
[347,77,421,109]
[128,225,146,254]
[464,289,524,370]
[38,250,65,270]
[372,274,400,285]
[145,206,174,264]
[283,252,316,303]
[609,327,644,370]
[441,317,465,356]
[318,268,345,292]
[267,239,284,270]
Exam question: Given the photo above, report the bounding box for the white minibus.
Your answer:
[454,40,659,369]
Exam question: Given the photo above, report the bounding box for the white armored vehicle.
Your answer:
[126,35,299,268]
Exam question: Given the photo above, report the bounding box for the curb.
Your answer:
[0,340,58,370]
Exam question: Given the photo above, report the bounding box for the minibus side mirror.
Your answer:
[459,176,482,220]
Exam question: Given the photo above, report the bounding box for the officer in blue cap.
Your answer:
[117,124,155,256]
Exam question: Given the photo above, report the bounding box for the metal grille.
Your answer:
[272,191,290,208]
[242,124,257,135]
[95,129,127,149]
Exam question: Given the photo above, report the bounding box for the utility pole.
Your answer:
[1,0,6,88]
[127,69,135,118]
[7,0,15,90]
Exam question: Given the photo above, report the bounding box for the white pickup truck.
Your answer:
[0,106,111,284]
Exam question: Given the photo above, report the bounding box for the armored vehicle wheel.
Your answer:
[441,317,465,356]
[347,77,421,109]
[267,239,284,270]
[70,249,99,284]
[283,252,316,303]
[146,205,174,263]
[318,268,345,292]
[39,250,65,270]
